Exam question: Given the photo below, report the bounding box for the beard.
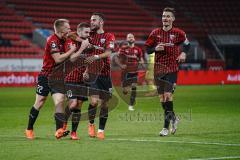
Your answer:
[91,25,100,32]
[128,41,134,45]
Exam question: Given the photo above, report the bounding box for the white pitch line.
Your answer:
[106,138,240,147]
[188,156,240,160]
[1,135,240,147]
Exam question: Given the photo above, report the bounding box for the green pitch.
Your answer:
[0,85,240,160]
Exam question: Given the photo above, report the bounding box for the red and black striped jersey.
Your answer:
[39,34,65,77]
[88,32,115,76]
[145,27,187,74]
[64,38,86,83]
[119,46,143,73]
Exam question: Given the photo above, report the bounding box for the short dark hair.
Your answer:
[77,22,90,30]
[54,19,69,31]
[163,7,176,16]
[92,12,105,21]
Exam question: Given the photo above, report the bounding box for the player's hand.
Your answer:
[69,43,77,52]
[80,39,90,50]
[139,61,145,68]
[177,52,186,63]
[155,43,165,51]
[127,55,137,59]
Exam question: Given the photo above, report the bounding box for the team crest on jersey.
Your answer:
[170,34,175,40]
[51,42,57,48]
[67,90,73,98]
[51,42,58,51]
[109,41,114,49]
[100,38,106,44]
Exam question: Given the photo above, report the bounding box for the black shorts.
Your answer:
[89,75,112,100]
[122,72,138,87]
[154,72,177,94]
[65,82,88,101]
[36,75,51,96]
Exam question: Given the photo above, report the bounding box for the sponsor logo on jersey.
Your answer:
[170,34,175,40]
[134,49,138,54]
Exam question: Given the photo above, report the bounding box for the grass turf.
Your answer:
[0,85,240,160]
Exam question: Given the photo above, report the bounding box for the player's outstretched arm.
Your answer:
[85,49,112,64]
[52,43,76,64]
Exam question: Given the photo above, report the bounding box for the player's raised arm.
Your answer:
[50,19,76,64]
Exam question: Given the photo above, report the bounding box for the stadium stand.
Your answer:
[0,2,43,58]
[3,0,159,40]
[0,0,239,67]
[136,0,240,60]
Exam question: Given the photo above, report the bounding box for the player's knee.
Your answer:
[54,97,65,110]
[90,99,98,107]
[123,87,128,95]
[68,100,78,109]
[56,98,65,106]
[164,92,173,101]
[90,96,98,106]
[159,94,164,102]
[34,96,47,109]
[131,83,137,88]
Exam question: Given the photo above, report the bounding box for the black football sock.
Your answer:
[71,109,81,132]
[165,101,175,120]
[27,106,39,130]
[129,86,137,106]
[164,101,175,129]
[163,102,169,129]
[161,102,169,129]
[99,106,108,130]
[161,102,166,110]
[64,106,72,122]
[88,104,97,124]
[55,113,65,130]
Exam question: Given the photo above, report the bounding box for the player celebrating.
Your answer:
[82,12,115,140]
[25,19,76,139]
[63,22,91,140]
[145,7,190,136]
[115,33,144,111]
